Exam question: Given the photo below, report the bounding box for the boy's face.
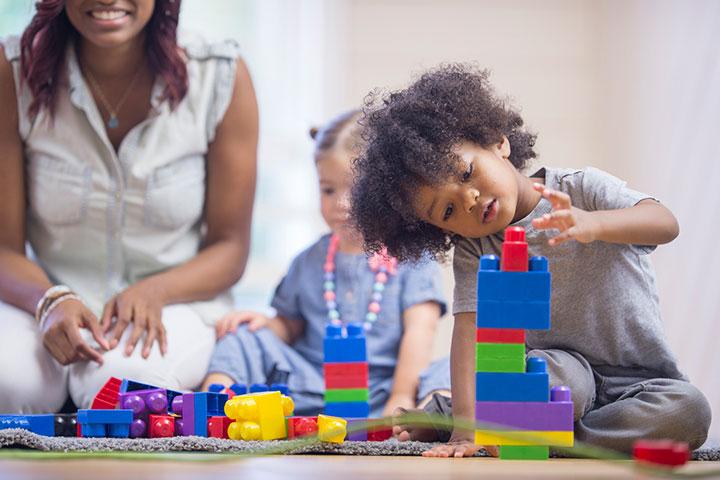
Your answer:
[317,150,359,242]
[413,139,520,238]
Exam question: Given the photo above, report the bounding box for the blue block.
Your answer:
[77,409,133,424]
[270,383,290,396]
[323,323,367,363]
[230,383,248,395]
[108,423,130,438]
[250,383,269,393]
[475,371,549,402]
[208,383,225,393]
[189,392,228,437]
[81,424,107,438]
[0,415,55,437]
[324,401,370,418]
[477,270,550,303]
[0,415,30,431]
[122,378,182,407]
[476,300,550,330]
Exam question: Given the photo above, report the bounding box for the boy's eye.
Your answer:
[442,204,454,221]
[461,162,474,182]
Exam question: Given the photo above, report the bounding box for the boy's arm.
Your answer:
[449,312,477,438]
[532,184,679,247]
[382,301,441,415]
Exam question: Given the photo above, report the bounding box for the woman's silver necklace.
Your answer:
[83,65,143,129]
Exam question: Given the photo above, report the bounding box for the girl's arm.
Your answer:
[382,301,441,416]
[532,184,679,247]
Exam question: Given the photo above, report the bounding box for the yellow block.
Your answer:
[224,391,294,441]
[474,430,574,447]
[317,414,347,443]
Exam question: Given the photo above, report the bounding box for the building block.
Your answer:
[475,372,549,403]
[477,260,550,303]
[148,414,175,438]
[121,378,183,407]
[324,375,370,390]
[474,429,573,446]
[90,377,122,409]
[224,391,294,441]
[367,424,393,442]
[345,418,368,441]
[287,416,318,439]
[0,415,55,437]
[317,414,346,443]
[177,392,228,437]
[77,409,132,438]
[119,389,168,416]
[230,383,248,395]
[476,342,525,360]
[324,401,370,418]
[500,227,529,272]
[633,440,690,468]
[207,384,225,393]
[270,383,291,395]
[54,414,77,437]
[207,416,233,439]
[324,388,369,403]
[250,383,269,393]
[476,300,550,330]
[476,328,525,344]
[475,401,573,431]
[476,357,526,373]
[499,445,550,460]
[323,323,367,363]
[323,362,369,378]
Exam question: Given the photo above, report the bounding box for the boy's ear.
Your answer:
[498,135,511,159]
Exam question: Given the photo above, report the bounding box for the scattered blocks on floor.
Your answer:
[499,445,550,460]
[287,416,318,439]
[90,377,122,409]
[0,414,55,437]
[53,414,78,437]
[633,439,690,468]
[207,416,233,439]
[148,414,175,438]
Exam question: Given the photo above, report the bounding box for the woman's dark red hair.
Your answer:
[20,0,188,118]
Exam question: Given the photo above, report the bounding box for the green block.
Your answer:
[499,445,550,460]
[476,342,525,372]
[476,342,525,359]
[324,388,369,402]
[476,356,526,373]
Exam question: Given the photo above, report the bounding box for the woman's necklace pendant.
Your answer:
[108,116,119,129]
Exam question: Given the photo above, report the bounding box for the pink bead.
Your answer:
[324,262,335,272]
[369,302,381,314]
[324,291,336,301]
[375,272,388,283]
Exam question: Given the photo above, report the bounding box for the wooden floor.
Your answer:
[0,455,718,480]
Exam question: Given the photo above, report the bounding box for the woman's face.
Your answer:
[65,0,155,49]
[413,138,520,238]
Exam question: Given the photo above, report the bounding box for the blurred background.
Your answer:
[1,0,718,439]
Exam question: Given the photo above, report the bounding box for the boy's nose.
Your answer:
[462,187,480,213]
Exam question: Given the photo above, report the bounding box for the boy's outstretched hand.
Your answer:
[422,431,498,458]
[531,183,600,246]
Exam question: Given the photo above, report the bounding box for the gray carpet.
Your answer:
[1,429,719,460]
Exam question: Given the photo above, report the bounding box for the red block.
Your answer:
[90,377,122,409]
[500,227,528,272]
[149,414,175,438]
[367,424,392,442]
[324,376,369,389]
[633,440,690,468]
[207,416,233,439]
[476,328,525,344]
[287,416,318,439]
[324,362,369,389]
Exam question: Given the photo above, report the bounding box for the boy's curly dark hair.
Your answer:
[351,63,537,262]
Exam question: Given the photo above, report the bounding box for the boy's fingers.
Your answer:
[549,228,575,246]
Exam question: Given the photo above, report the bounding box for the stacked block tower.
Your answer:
[323,323,370,435]
[474,226,574,460]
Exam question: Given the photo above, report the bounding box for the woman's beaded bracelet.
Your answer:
[34,285,73,324]
[38,293,83,331]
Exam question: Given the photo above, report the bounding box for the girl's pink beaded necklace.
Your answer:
[323,234,397,330]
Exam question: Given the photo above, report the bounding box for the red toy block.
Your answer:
[633,439,690,468]
[323,362,369,378]
[287,416,318,439]
[500,227,528,272]
[324,376,369,389]
[207,416,233,439]
[90,377,122,409]
[476,328,526,344]
[367,424,392,441]
[148,414,175,438]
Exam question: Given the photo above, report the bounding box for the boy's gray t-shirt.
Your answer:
[453,167,684,379]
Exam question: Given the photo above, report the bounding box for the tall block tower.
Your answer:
[475,226,574,460]
[323,323,370,420]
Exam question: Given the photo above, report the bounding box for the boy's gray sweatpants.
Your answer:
[430,349,711,453]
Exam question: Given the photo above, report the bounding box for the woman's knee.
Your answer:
[0,302,68,413]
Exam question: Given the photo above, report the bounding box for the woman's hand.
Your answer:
[531,183,601,246]
[215,310,269,339]
[41,298,110,365]
[100,280,168,359]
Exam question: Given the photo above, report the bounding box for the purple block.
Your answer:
[174,417,184,436]
[475,398,573,431]
[119,389,168,416]
[130,418,146,438]
[346,418,368,441]
[181,393,195,436]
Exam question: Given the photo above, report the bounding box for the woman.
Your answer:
[0,0,258,412]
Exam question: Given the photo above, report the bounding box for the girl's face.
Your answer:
[413,138,520,238]
[317,149,359,242]
[66,0,155,49]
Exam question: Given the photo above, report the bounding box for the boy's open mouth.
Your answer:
[482,198,498,224]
